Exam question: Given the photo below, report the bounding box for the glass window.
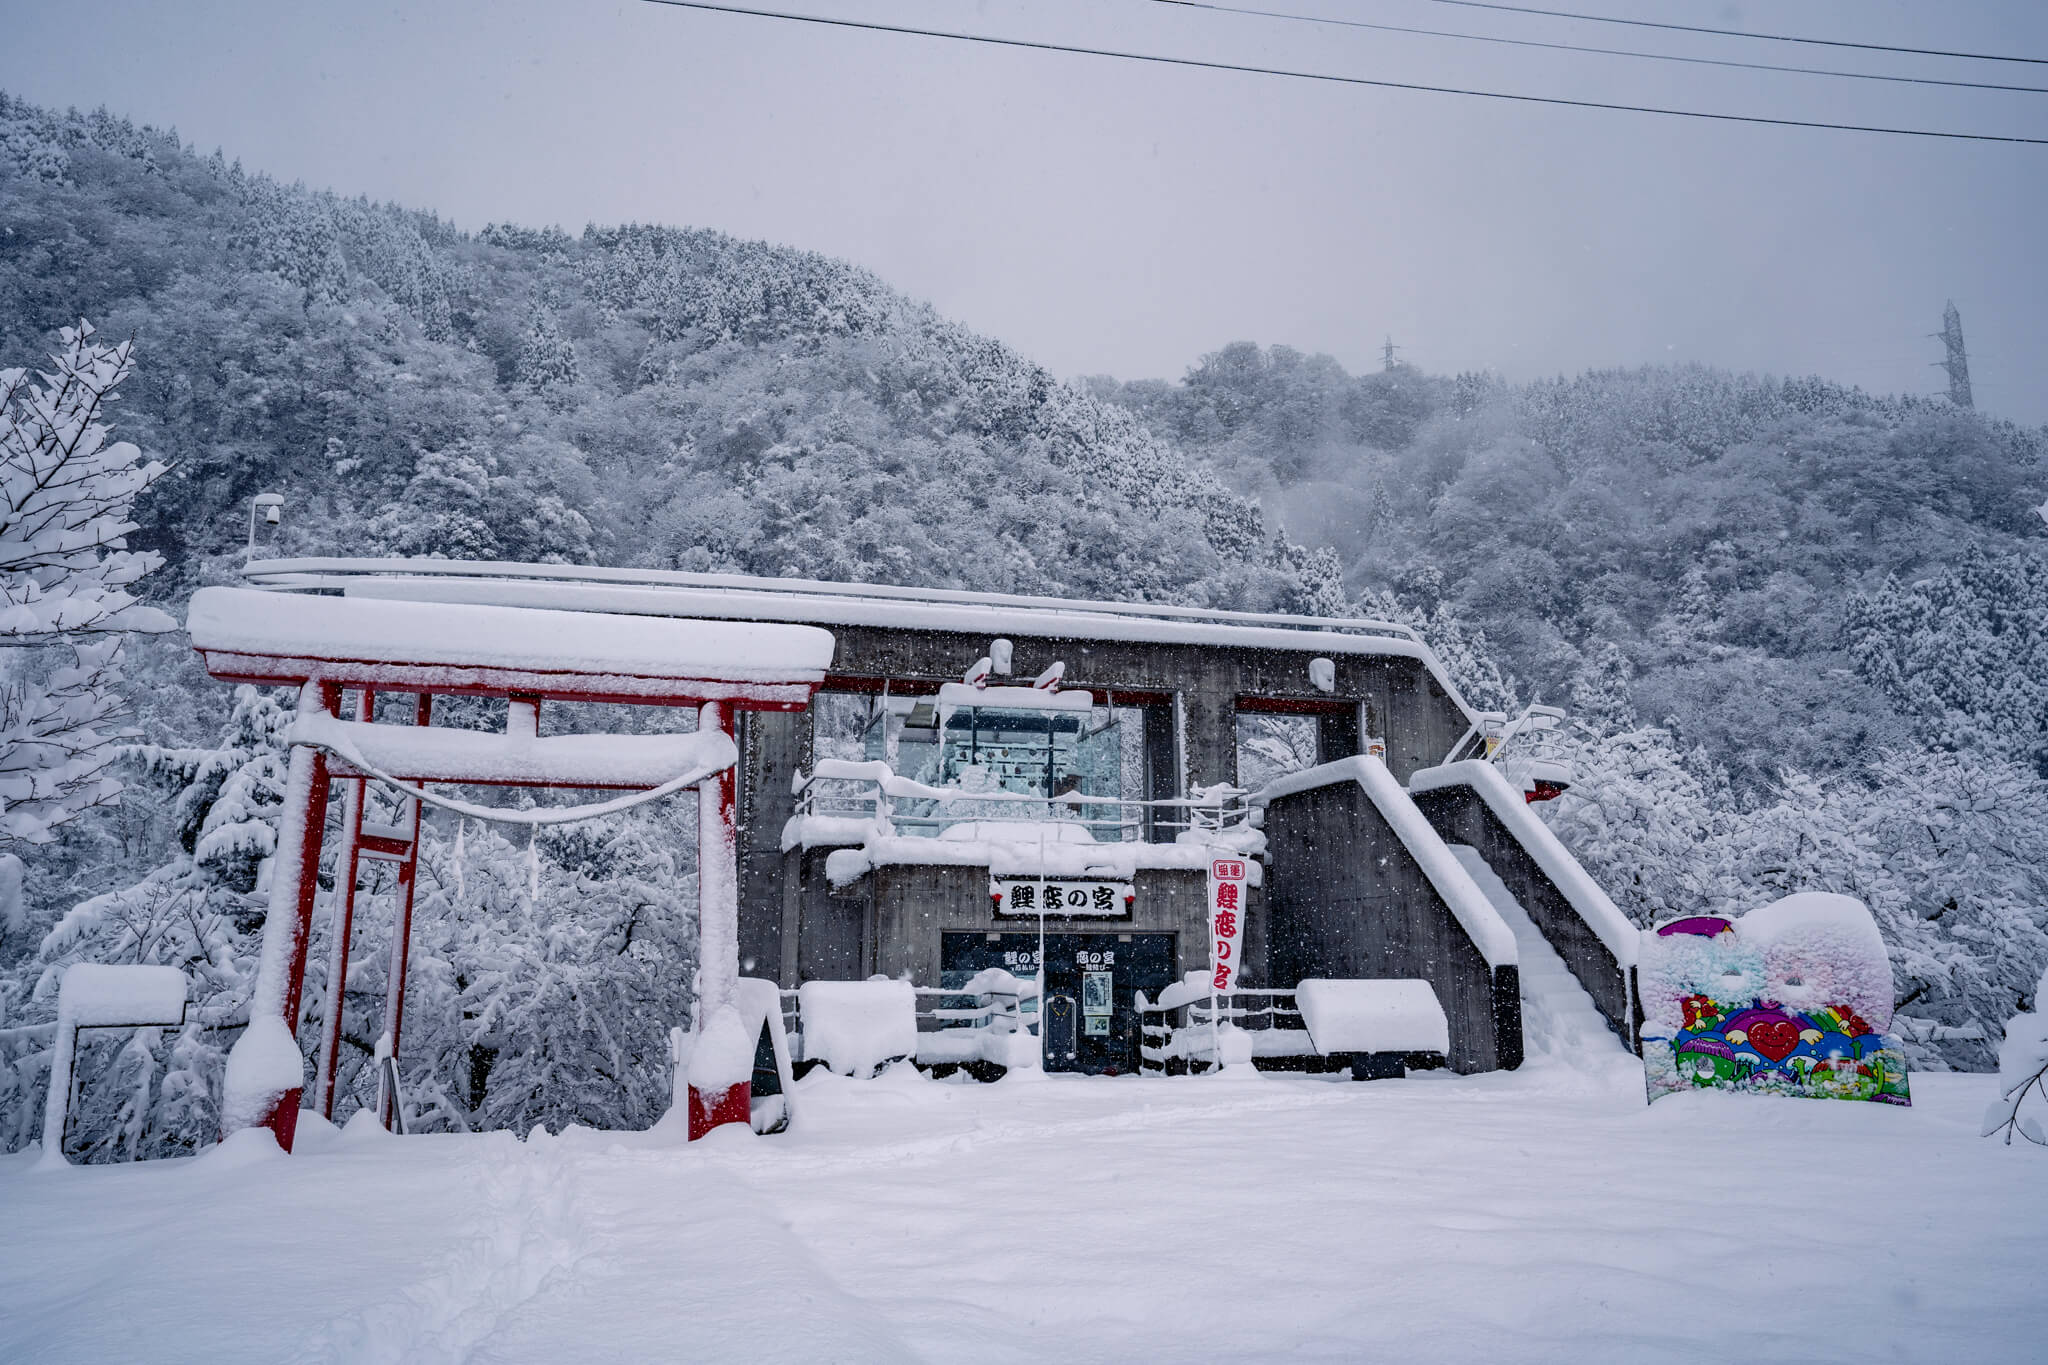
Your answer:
[1235,712,1319,792]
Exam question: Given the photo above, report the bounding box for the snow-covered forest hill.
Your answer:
[1,91,2045,1155]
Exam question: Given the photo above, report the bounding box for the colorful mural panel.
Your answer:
[1640,895,1910,1107]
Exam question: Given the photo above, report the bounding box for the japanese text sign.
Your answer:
[1208,858,1248,992]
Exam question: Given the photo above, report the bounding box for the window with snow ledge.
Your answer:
[1236,712,1319,792]
[806,689,1148,841]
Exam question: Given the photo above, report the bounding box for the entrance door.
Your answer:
[941,932,1176,1076]
[1044,994,1079,1068]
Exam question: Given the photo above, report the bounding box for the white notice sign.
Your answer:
[991,880,1133,917]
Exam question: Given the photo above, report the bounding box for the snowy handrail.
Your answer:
[793,764,1255,839]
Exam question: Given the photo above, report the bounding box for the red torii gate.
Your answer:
[186,586,833,1152]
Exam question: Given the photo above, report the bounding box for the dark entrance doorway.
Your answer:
[941,932,1176,1075]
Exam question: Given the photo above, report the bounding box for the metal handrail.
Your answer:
[793,768,1255,843]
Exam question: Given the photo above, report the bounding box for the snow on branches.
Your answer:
[0,323,172,845]
[1983,965,2048,1148]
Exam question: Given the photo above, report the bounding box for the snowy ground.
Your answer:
[6,909,2046,1365]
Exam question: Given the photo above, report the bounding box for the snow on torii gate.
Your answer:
[186,586,834,1153]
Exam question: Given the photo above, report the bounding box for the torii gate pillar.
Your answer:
[687,699,751,1138]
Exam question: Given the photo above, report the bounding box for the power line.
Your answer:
[1413,0,2048,68]
[640,1,2048,144]
[1139,0,2048,95]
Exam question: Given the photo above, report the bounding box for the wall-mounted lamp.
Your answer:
[248,492,284,553]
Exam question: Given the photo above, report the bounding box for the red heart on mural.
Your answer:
[1747,1018,1800,1062]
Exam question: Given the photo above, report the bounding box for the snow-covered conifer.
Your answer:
[0,324,173,847]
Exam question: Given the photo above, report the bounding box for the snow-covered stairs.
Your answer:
[1449,845,1636,1080]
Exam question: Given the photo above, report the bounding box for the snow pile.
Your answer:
[1983,962,2048,1148]
[686,1005,756,1096]
[914,969,1041,1071]
[935,681,1094,718]
[344,573,1467,698]
[219,1014,307,1132]
[1254,756,1516,968]
[1737,892,1895,1027]
[54,962,187,1027]
[1295,979,1450,1055]
[798,980,919,1078]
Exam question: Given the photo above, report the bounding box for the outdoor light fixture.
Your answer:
[248,492,284,552]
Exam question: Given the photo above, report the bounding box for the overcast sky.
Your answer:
[4,0,2044,420]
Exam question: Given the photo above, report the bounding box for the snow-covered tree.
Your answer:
[1983,962,2048,1148]
[516,304,580,408]
[0,686,293,1158]
[0,323,172,848]
[364,806,699,1136]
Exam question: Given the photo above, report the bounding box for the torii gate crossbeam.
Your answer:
[187,587,833,1152]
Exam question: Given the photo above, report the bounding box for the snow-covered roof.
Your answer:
[235,558,1468,702]
[188,585,834,705]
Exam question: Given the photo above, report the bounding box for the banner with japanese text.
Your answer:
[1208,857,1248,992]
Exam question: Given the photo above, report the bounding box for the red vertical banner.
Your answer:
[1208,857,1248,992]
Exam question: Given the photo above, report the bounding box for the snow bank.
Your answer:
[1253,757,1516,968]
[1295,979,1450,1055]
[56,963,186,1027]
[798,980,919,1078]
[189,585,835,684]
[1408,759,1636,966]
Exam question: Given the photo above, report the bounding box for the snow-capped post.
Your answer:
[220,679,337,1152]
[688,698,749,1138]
[38,964,187,1169]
